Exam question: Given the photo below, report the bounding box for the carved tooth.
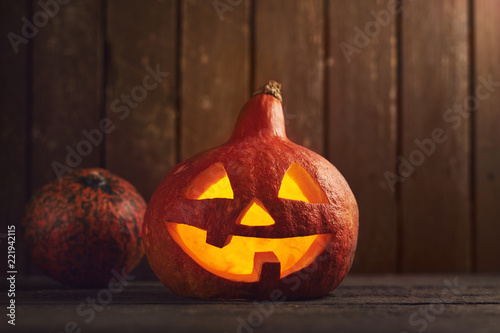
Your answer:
[253,251,281,282]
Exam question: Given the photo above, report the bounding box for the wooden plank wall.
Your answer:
[474,0,500,272]
[105,0,178,278]
[31,0,104,190]
[254,0,325,153]
[327,0,398,273]
[1,0,499,275]
[0,0,30,274]
[106,0,178,202]
[181,0,250,160]
[401,0,470,272]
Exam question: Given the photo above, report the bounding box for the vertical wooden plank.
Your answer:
[401,0,470,271]
[0,0,29,273]
[327,0,398,272]
[254,0,324,153]
[106,0,177,201]
[475,0,500,272]
[32,0,104,190]
[181,0,250,159]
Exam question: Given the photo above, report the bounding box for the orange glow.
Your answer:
[173,162,332,282]
[198,174,233,199]
[278,162,329,204]
[278,171,310,202]
[184,163,234,199]
[239,200,275,226]
[165,222,331,282]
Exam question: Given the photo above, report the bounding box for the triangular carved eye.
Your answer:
[184,163,234,200]
[278,163,329,204]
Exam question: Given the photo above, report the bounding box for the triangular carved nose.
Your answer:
[238,199,275,226]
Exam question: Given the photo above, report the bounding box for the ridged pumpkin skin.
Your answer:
[23,168,146,287]
[144,83,358,300]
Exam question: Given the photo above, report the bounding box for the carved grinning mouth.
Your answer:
[165,222,332,283]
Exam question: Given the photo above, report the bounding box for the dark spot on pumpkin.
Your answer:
[79,173,114,195]
[128,199,138,210]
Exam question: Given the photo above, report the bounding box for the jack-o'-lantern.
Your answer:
[144,81,358,300]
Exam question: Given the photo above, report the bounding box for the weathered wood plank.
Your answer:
[327,0,398,272]
[401,0,470,271]
[254,0,324,153]
[14,275,500,333]
[16,275,500,304]
[105,0,177,202]
[474,0,500,272]
[180,0,250,160]
[105,0,178,279]
[31,0,104,190]
[0,0,29,273]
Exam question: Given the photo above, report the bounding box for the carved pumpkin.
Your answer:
[144,81,358,300]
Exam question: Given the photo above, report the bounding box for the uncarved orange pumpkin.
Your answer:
[144,81,358,300]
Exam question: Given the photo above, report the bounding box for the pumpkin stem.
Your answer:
[252,80,282,103]
[229,80,287,141]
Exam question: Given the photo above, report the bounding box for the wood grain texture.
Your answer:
[0,0,29,273]
[31,0,104,191]
[105,0,177,201]
[327,0,398,272]
[254,0,324,153]
[180,0,250,160]
[401,0,470,271]
[474,0,500,272]
[13,275,500,333]
[3,0,500,276]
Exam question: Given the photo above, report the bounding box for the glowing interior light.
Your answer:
[174,162,332,283]
[184,163,234,200]
[165,222,332,282]
[278,163,329,204]
[279,172,310,202]
[239,200,275,226]
[198,174,233,199]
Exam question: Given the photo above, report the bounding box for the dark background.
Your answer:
[1,0,499,280]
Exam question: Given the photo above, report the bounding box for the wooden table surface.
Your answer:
[6,275,500,333]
